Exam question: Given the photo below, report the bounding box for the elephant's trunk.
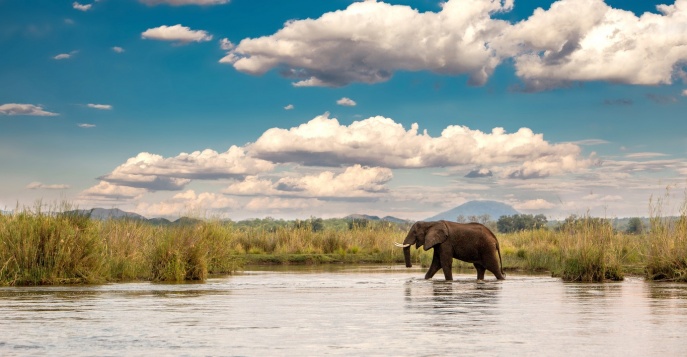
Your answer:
[403,246,412,268]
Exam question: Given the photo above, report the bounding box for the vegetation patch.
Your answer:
[3,196,687,285]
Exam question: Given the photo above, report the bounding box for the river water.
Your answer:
[1,266,686,356]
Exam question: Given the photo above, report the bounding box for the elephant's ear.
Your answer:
[423,222,448,251]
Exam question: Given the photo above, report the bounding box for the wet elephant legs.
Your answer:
[424,244,454,281]
[474,263,486,280]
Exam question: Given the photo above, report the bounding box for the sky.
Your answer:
[1,0,687,221]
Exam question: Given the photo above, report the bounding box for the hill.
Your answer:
[344,214,411,224]
[424,200,519,221]
[66,208,147,221]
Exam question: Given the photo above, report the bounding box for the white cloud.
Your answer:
[223,0,512,86]
[284,104,294,110]
[87,103,112,110]
[219,38,234,51]
[135,190,237,217]
[249,113,591,179]
[223,165,392,199]
[223,0,687,89]
[99,147,274,191]
[78,123,95,128]
[0,103,57,116]
[513,199,555,210]
[73,2,92,11]
[682,89,687,97]
[141,24,212,43]
[112,46,125,53]
[336,97,356,106]
[54,53,72,60]
[499,0,687,90]
[140,0,229,6]
[244,197,323,212]
[26,182,70,190]
[80,181,147,201]
[53,50,78,60]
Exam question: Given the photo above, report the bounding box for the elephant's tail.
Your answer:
[496,241,505,278]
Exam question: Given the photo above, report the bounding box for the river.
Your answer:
[1,266,686,356]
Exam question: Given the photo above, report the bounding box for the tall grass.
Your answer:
[0,205,107,285]
[4,197,687,286]
[645,194,687,281]
[0,205,242,286]
[499,224,623,282]
[555,216,624,282]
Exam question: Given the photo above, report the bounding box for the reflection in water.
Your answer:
[0,268,686,356]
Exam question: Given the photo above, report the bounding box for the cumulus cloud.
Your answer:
[73,2,92,11]
[336,97,357,106]
[222,0,687,89]
[0,103,57,116]
[249,113,591,179]
[502,0,687,90]
[78,123,95,128]
[140,0,229,6]
[222,0,513,86]
[141,24,212,43]
[223,165,393,200]
[112,46,125,53]
[87,103,112,110]
[26,182,70,190]
[219,38,234,51]
[284,104,294,110]
[682,89,687,96]
[80,181,147,200]
[99,147,274,191]
[135,190,237,217]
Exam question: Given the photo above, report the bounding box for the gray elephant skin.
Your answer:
[396,220,505,281]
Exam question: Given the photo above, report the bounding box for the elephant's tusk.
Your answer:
[394,242,411,248]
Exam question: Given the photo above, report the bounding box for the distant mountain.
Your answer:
[66,208,147,221]
[424,200,519,222]
[344,214,411,224]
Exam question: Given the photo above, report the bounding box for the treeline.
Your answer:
[457,213,648,235]
[231,216,412,232]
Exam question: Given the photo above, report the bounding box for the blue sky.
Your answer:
[1,0,686,220]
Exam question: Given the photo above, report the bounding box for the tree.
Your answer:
[497,214,548,233]
[626,217,644,234]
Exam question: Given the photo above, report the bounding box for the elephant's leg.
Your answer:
[474,263,486,280]
[441,258,453,281]
[484,252,505,280]
[424,248,442,279]
[439,243,453,281]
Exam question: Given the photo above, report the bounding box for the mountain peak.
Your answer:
[424,200,518,222]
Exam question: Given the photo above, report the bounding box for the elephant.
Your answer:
[395,220,505,281]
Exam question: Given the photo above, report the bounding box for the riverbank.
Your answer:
[1,204,685,285]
